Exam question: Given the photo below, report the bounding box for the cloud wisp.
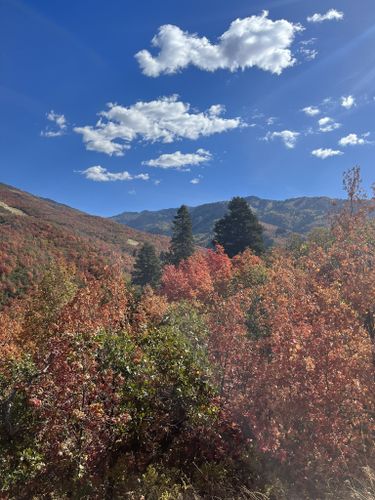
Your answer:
[312,148,343,159]
[136,11,303,77]
[41,110,67,137]
[307,9,344,23]
[298,39,318,61]
[302,105,320,116]
[79,166,150,182]
[265,129,300,149]
[74,96,242,156]
[143,148,211,170]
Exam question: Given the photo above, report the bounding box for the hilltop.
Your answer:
[0,183,168,305]
[111,195,345,246]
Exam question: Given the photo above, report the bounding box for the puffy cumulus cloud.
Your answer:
[341,95,356,109]
[143,148,211,169]
[41,110,67,137]
[339,133,370,146]
[302,105,320,116]
[265,130,300,149]
[318,117,341,132]
[307,9,344,23]
[73,127,128,156]
[79,166,149,182]
[136,11,303,77]
[74,96,242,156]
[312,148,343,159]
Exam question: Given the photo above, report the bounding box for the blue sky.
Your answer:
[1,0,375,215]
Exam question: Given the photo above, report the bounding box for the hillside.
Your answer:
[0,183,169,305]
[111,195,345,246]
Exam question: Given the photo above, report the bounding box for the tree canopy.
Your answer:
[166,205,195,265]
[213,197,264,257]
[132,242,162,287]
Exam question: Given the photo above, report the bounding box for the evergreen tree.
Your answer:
[167,205,195,265]
[132,242,162,287]
[213,197,264,257]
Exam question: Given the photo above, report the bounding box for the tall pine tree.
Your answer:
[213,197,264,257]
[167,205,195,265]
[132,242,162,287]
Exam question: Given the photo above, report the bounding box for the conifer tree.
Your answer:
[167,205,195,265]
[132,242,162,287]
[213,197,264,257]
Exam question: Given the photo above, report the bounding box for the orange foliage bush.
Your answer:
[1,170,374,497]
[159,192,375,488]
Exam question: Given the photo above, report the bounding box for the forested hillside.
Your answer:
[1,170,374,499]
[0,183,168,306]
[112,196,346,246]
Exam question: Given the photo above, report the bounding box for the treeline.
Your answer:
[0,168,374,499]
[132,196,265,287]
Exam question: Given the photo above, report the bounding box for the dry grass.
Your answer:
[346,467,375,500]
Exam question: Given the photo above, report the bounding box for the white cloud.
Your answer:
[190,178,200,184]
[143,148,211,169]
[312,148,343,159]
[307,9,344,23]
[79,166,150,182]
[339,133,370,146]
[302,106,320,116]
[341,95,355,109]
[318,117,341,132]
[298,39,318,61]
[46,110,66,129]
[266,117,277,126]
[300,38,317,45]
[41,110,67,137]
[41,130,66,138]
[265,130,300,149]
[209,104,226,116]
[299,47,318,61]
[74,95,242,156]
[74,127,128,156]
[136,11,303,77]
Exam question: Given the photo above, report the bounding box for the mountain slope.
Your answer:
[112,196,345,246]
[0,183,169,305]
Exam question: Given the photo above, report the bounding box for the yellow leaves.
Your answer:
[72,409,86,421]
[89,402,105,418]
[111,412,132,427]
[305,357,315,372]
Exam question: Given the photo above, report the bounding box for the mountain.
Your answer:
[111,195,345,246]
[0,183,168,306]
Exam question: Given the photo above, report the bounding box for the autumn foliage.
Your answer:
[0,170,374,498]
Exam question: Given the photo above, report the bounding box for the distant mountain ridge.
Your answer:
[111,195,345,246]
